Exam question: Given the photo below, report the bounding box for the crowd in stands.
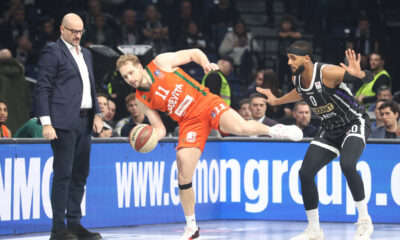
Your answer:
[1,0,399,140]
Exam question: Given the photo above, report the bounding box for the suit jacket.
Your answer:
[35,38,100,130]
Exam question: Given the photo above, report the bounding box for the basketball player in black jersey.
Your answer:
[257,41,374,240]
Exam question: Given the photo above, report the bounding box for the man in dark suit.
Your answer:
[35,13,103,240]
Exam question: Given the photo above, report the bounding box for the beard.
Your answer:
[293,64,305,75]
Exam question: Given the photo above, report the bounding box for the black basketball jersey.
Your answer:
[294,62,366,132]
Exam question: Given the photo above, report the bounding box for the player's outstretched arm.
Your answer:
[154,49,218,73]
[340,49,365,78]
[137,101,166,140]
[256,87,302,106]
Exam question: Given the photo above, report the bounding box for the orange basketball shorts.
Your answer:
[177,94,229,151]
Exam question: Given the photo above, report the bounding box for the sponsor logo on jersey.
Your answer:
[315,81,323,93]
[211,110,216,118]
[186,131,196,143]
[167,84,183,114]
[311,103,335,114]
[154,68,165,79]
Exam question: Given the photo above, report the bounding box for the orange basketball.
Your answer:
[129,124,158,153]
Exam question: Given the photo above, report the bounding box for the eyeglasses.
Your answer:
[63,26,86,35]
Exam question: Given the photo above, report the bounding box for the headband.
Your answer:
[286,47,310,56]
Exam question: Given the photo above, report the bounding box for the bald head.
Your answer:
[60,13,84,47]
[0,49,12,58]
[62,13,83,27]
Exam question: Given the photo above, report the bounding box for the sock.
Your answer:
[306,208,320,230]
[185,215,197,230]
[355,199,369,219]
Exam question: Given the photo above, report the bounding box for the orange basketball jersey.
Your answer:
[136,61,212,122]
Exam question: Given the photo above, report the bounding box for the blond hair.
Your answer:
[116,54,140,71]
[125,92,136,105]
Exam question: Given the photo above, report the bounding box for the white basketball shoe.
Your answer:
[290,227,325,240]
[180,226,200,240]
[269,124,303,141]
[354,217,373,240]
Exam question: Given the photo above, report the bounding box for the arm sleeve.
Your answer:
[203,72,222,95]
[34,44,58,122]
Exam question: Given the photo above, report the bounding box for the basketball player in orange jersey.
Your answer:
[116,48,303,239]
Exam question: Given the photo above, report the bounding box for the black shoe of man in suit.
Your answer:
[67,224,102,240]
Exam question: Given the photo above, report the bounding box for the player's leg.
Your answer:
[176,147,201,240]
[219,108,303,141]
[291,141,338,240]
[340,136,373,240]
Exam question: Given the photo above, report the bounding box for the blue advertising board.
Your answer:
[0,139,399,235]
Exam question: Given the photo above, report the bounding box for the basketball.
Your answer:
[129,124,158,153]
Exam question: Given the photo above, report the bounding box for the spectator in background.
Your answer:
[82,14,115,48]
[176,20,207,51]
[368,86,394,112]
[0,5,32,54]
[13,117,43,138]
[219,19,258,83]
[15,35,39,68]
[244,69,265,98]
[1,0,24,23]
[208,0,240,48]
[371,99,386,130]
[118,9,143,45]
[208,0,240,28]
[292,101,317,138]
[237,98,251,120]
[34,19,58,50]
[202,56,234,107]
[347,14,380,69]
[80,0,118,32]
[169,0,196,46]
[0,48,31,134]
[105,99,116,128]
[260,69,290,120]
[120,94,149,137]
[277,15,302,89]
[249,93,278,127]
[371,100,399,139]
[0,48,12,58]
[0,100,11,138]
[95,93,113,138]
[142,4,170,56]
[356,52,391,105]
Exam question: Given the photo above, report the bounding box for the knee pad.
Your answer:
[178,182,192,190]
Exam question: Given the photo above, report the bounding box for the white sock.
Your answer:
[185,215,197,229]
[355,199,369,219]
[306,208,320,230]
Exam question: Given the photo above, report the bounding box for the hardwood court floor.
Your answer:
[1,220,399,239]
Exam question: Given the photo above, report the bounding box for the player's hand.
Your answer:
[93,115,103,134]
[43,125,57,140]
[99,129,112,138]
[256,87,278,106]
[340,49,364,78]
[203,62,219,74]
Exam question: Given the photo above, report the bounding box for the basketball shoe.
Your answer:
[180,226,200,240]
[290,227,325,240]
[269,124,303,141]
[354,217,373,240]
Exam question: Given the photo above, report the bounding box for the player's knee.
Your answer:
[178,182,192,190]
[178,173,191,185]
[340,160,356,176]
[299,167,314,182]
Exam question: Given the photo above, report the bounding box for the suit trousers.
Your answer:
[50,114,91,231]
